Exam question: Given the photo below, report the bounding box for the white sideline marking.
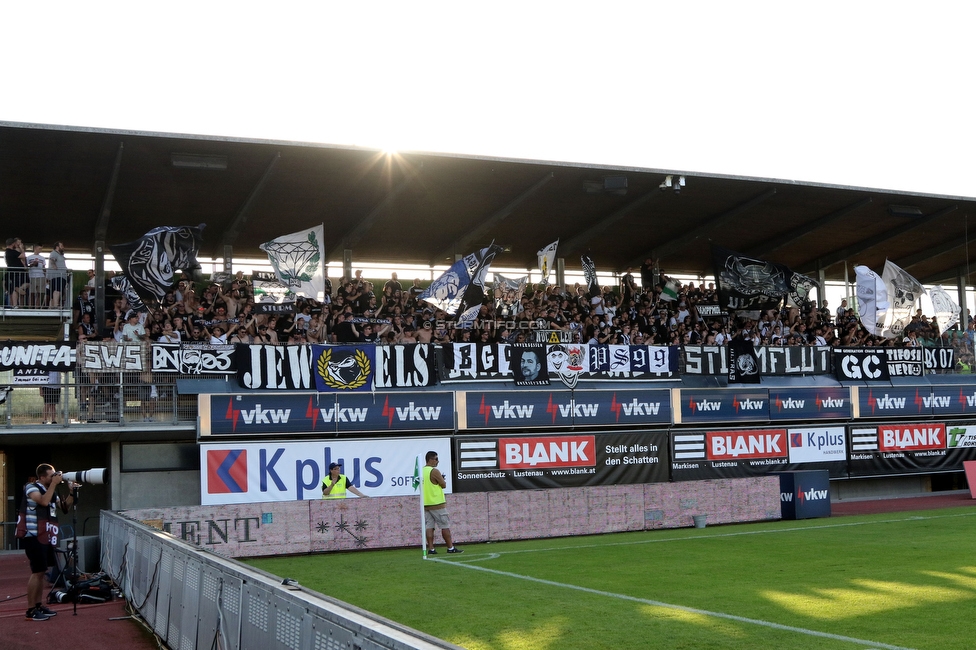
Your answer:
[471,511,976,558]
[430,558,916,650]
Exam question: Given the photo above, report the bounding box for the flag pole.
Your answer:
[416,455,428,559]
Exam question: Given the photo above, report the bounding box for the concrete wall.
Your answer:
[117,470,201,510]
[123,476,781,558]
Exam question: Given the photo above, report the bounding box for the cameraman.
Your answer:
[15,464,78,621]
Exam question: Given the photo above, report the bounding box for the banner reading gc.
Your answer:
[453,430,669,491]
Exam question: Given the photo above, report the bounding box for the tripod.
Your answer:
[50,486,82,615]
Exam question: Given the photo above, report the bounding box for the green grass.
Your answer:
[247,507,976,649]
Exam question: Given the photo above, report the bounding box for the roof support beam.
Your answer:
[746,196,872,258]
[921,263,972,285]
[560,190,660,261]
[432,171,554,263]
[631,188,777,267]
[799,205,958,274]
[216,152,280,256]
[894,234,976,270]
[329,172,417,262]
[93,141,124,246]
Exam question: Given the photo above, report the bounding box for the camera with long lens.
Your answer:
[57,468,107,485]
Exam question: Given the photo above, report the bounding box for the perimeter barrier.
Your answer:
[100,510,461,650]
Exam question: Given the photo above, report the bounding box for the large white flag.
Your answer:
[855,265,888,336]
[922,286,961,335]
[537,240,558,285]
[881,260,923,339]
[259,225,325,301]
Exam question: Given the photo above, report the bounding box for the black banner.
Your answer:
[453,431,669,491]
[0,342,75,371]
[683,345,831,376]
[924,347,956,372]
[728,337,760,384]
[441,342,678,385]
[833,347,923,381]
[373,344,437,389]
[236,344,315,390]
[152,343,236,374]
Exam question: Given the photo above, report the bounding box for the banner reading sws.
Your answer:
[452,430,669,491]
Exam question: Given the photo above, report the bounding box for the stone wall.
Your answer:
[123,476,781,558]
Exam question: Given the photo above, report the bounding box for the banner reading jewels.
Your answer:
[452,430,669,491]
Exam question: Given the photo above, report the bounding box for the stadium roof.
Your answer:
[3,121,975,285]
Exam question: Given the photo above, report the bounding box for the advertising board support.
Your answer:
[778,470,830,520]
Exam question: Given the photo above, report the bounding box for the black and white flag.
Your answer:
[712,245,789,315]
[881,260,923,339]
[419,244,503,325]
[109,274,148,312]
[259,225,325,301]
[110,225,205,305]
[728,336,761,384]
[581,255,600,298]
[252,271,296,314]
[537,240,558,285]
[493,273,527,317]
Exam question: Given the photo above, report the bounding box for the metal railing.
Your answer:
[0,267,74,313]
[101,510,461,650]
[1,372,196,427]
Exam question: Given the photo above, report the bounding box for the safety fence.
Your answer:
[0,267,74,311]
[100,510,461,650]
[1,373,196,427]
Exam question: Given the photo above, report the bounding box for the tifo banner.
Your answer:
[152,342,235,374]
[200,437,452,505]
[458,389,672,429]
[260,225,325,301]
[110,225,204,305]
[672,426,847,481]
[201,392,455,436]
[682,345,831,376]
[924,347,956,372]
[236,343,436,391]
[77,342,148,372]
[848,422,976,477]
[452,430,669,492]
[833,347,923,381]
[236,344,315,390]
[0,342,75,371]
[441,342,677,384]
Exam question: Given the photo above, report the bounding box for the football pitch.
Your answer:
[247,507,976,650]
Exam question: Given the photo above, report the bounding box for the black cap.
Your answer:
[328,462,342,470]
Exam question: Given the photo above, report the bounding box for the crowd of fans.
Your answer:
[60,258,975,354]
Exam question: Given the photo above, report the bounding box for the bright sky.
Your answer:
[3,2,975,198]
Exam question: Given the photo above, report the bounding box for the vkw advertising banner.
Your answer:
[854,386,934,419]
[676,388,770,424]
[452,431,669,491]
[672,426,848,481]
[201,392,455,436]
[457,389,671,430]
[200,437,452,504]
[848,422,976,477]
[767,387,851,421]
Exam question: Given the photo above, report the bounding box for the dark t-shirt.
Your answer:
[5,247,26,269]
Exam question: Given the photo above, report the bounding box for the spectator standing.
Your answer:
[423,450,462,555]
[26,244,47,307]
[47,241,68,308]
[5,237,28,306]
